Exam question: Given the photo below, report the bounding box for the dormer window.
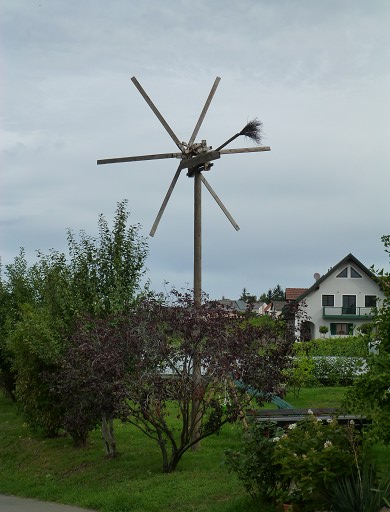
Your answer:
[351,267,362,278]
[336,267,348,278]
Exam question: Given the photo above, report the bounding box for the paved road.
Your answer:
[0,494,96,511]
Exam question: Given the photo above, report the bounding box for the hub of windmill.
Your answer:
[185,140,220,177]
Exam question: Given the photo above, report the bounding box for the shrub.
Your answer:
[289,338,369,388]
[225,421,285,501]
[312,356,367,386]
[319,325,329,338]
[289,343,317,396]
[272,415,361,508]
[227,413,363,510]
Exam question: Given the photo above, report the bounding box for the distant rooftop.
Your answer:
[217,298,247,312]
[285,288,308,301]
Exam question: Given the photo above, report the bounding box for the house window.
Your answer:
[365,295,377,308]
[351,267,363,278]
[330,323,354,335]
[322,295,334,307]
[336,267,348,278]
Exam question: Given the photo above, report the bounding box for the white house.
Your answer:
[291,254,384,340]
[258,300,286,317]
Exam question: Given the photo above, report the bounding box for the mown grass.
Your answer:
[0,387,388,511]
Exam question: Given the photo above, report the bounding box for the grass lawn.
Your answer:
[0,387,388,512]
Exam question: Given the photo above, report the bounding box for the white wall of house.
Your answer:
[299,260,384,339]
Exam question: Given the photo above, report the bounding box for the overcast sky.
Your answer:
[1,0,389,300]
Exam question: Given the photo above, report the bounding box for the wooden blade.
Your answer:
[97,152,182,165]
[150,165,182,237]
[219,146,271,155]
[188,77,221,146]
[131,77,185,152]
[200,175,240,231]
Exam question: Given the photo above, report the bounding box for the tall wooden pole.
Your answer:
[191,170,202,449]
[194,171,202,304]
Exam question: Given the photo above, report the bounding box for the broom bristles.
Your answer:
[239,118,263,144]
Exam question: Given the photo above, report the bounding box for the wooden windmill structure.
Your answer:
[97,76,270,305]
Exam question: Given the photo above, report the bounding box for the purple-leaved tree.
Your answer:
[53,315,136,455]
[56,289,296,468]
[125,289,294,472]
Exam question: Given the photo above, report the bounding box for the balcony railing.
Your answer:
[323,306,374,319]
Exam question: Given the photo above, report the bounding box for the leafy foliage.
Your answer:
[272,416,361,508]
[0,249,37,400]
[228,414,364,510]
[306,337,368,358]
[325,461,390,512]
[346,235,390,443]
[239,287,257,305]
[52,315,135,449]
[288,337,369,390]
[312,356,367,386]
[288,343,316,397]
[259,284,285,304]
[123,289,293,472]
[66,200,148,316]
[225,421,285,501]
[319,325,329,336]
[7,304,65,435]
[0,201,148,444]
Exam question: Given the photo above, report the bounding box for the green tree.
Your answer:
[346,235,390,443]
[62,199,149,453]
[7,304,65,435]
[259,284,285,304]
[4,249,75,435]
[67,199,148,316]
[0,249,36,400]
[2,201,149,445]
[239,288,257,304]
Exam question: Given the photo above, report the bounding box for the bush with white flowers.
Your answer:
[272,413,361,509]
[226,413,363,510]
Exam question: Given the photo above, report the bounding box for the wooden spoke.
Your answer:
[150,165,183,237]
[97,152,182,165]
[219,146,271,155]
[131,77,185,152]
[188,77,221,147]
[200,175,240,231]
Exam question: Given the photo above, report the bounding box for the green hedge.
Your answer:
[290,337,369,389]
[303,336,369,357]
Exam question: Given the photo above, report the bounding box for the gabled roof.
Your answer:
[294,253,376,303]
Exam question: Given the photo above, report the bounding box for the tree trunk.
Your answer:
[190,354,203,451]
[161,448,182,473]
[102,416,117,457]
